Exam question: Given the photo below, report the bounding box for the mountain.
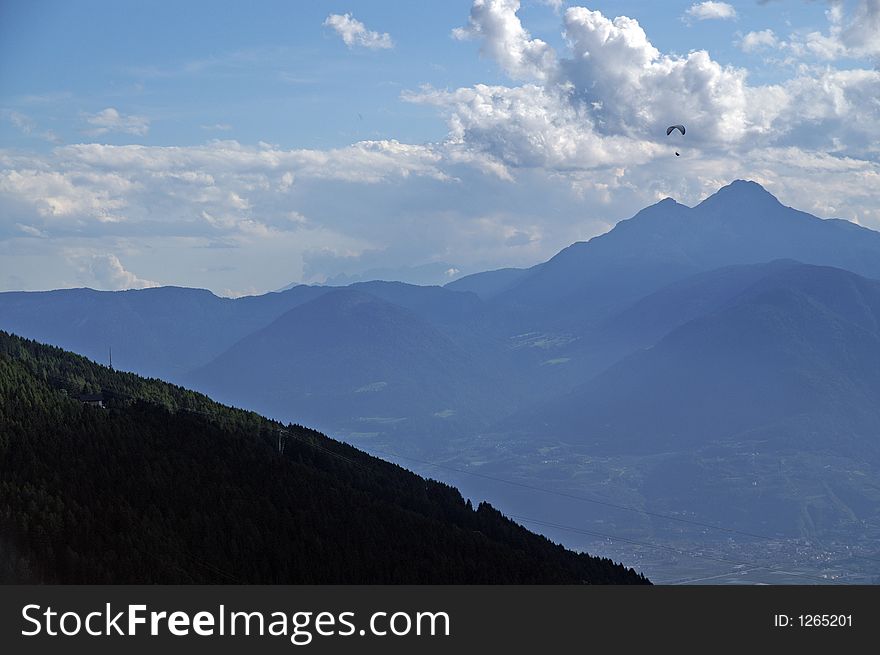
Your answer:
[4,180,880,577]
[350,280,485,328]
[0,330,647,584]
[184,287,522,443]
[490,261,880,542]
[446,267,530,300]
[470,180,880,328]
[552,259,808,383]
[513,261,880,456]
[4,180,880,453]
[280,261,465,289]
[323,261,465,287]
[0,285,331,380]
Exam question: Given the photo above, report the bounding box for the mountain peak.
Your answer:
[622,195,690,225]
[648,196,682,209]
[700,179,780,206]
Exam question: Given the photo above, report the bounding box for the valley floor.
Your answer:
[345,431,880,585]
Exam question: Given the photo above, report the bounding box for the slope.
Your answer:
[0,330,647,584]
[0,284,330,380]
[185,287,521,444]
[481,180,880,328]
[516,262,880,456]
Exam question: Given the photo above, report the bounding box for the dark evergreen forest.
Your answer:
[0,331,647,584]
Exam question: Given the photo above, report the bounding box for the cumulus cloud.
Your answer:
[684,2,737,22]
[0,168,131,221]
[83,108,150,136]
[402,1,880,233]
[407,83,657,170]
[763,0,880,61]
[424,4,782,155]
[3,1,880,294]
[0,138,457,244]
[452,0,557,81]
[413,2,880,159]
[739,29,779,53]
[840,0,880,58]
[324,13,393,50]
[85,253,159,290]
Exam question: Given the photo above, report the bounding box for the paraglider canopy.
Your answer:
[667,125,685,157]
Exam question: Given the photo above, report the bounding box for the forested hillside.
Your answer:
[0,331,647,584]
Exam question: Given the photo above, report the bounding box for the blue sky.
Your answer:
[1,1,879,294]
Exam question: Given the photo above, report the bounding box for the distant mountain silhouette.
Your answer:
[0,285,330,379]
[461,180,880,327]
[3,180,880,443]
[184,287,521,442]
[512,261,880,458]
[446,267,530,300]
[4,180,880,445]
[4,179,880,560]
[0,330,646,584]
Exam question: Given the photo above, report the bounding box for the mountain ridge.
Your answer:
[0,330,647,584]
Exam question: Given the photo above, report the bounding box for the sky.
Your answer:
[1,0,879,295]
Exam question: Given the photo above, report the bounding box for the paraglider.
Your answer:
[666,124,685,156]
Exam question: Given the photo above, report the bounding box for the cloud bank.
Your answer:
[2,2,879,293]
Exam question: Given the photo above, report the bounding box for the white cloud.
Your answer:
[407,83,657,170]
[452,0,557,81]
[0,168,131,221]
[840,0,880,58]
[0,138,457,282]
[417,2,880,158]
[803,30,847,59]
[3,1,880,294]
[684,2,737,22]
[84,108,150,136]
[278,171,295,191]
[404,1,880,231]
[16,223,47,238]
[85,253,159,290]
[431,4,783,154]
[739,29,779,53]
[324,13,393,50]
[769,0,880,61]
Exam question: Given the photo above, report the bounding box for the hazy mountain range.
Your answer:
[4,180,880,581]
[0,330,645,584]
